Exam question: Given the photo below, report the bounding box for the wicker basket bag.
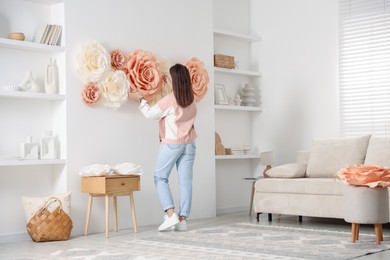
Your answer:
[27,197,73,242]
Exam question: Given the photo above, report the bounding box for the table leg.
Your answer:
[129,192,138,233]
[105,194,110,238]
[113,196,118,232]
[249,181,255,216]
[84,194,93,236]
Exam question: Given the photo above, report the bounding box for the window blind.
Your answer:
[339,0,390,137]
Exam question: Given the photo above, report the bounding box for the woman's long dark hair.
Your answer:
[170,64,194,108]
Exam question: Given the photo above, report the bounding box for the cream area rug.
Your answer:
[48,223,390,260]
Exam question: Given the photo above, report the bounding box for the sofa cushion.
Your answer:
[266,163,307,178]
[255,178,345,195]
[306,135,371,178]
[364,136,390,168]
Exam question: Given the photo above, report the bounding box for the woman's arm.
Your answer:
[139,99,166,120]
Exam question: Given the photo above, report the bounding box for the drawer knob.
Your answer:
[121,183,125,186]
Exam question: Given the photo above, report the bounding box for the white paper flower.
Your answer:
[77,41,111,83]
[100,70,130,110]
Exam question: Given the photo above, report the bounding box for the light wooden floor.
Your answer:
[0,211,389,259]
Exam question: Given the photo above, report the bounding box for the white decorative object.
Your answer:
[112,162,143,175]
[19,71,41,92]
[44,57,59,94]
[40,130,58,159]
[240,83,256,106]
[79,164,111,176]
[0,85,21,91]
[233,94,242,106]
[20,136,39,160]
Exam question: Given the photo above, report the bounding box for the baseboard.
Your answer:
[216,206,248,215]
[0,232,29,244]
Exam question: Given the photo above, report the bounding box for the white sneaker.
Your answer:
[174,220,187,231]
[158,213,179,231]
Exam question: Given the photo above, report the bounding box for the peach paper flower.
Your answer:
[126,49,162,100]
[100,70,130,110]
[82,82,101,106]
[77,41,110,83]
[148,57,172,104]
[110,49,126,70]
[185,57,209,102]
[335,165,390,188]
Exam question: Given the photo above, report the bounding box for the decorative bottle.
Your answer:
[44,57,59,94]
[40,130,58,159]
[19,71,41,92]
[20,136,39,160]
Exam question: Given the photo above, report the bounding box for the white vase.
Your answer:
[240,84,256,106]
[44,57,59,94]
[19,71,41,92]
[40,130,58,159]
[20,136,39,160]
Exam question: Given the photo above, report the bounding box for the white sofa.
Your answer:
[253,135,390,221]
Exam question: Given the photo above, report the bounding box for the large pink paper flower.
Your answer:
[148,57,172,105]
[185,57,209,102]
[110,49,126,70]
[335,165,390,188]
[126,49,161,100]
[82,82,101,106]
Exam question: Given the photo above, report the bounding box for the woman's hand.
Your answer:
[129,91,144,102]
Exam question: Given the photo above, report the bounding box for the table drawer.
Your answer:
[106,177,140,193]
[81,176,140,194]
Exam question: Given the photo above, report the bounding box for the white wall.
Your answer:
[0,0,340,239]
[251,0,339,164]
[65,0,215,235]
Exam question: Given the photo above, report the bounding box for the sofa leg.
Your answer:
[268,213,272,222]
[256,213,260,222]
[299,215,302,222]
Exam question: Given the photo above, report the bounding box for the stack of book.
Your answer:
[33,24,62,46]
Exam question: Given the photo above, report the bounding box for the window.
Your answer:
[339,0,390,136]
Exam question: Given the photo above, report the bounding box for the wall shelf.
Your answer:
[0,90,65,101]
[0,159,66,167]
[215,154,260,160]
[0,38,64,53]
[213,67,262,77]
[213,29,262,42]
[215,105,262,112]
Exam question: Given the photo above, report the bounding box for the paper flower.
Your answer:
[77,41,111,83]
[100,70,130,110]
[185,57,209,102]
[148,57,172,104]
[81,82,101,106]
[126,49,162,100]
[335,165,390,188]
[110,49,126,71]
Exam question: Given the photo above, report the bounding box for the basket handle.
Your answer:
[38,197,63,213]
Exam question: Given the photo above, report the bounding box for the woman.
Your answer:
[131,63,197,231]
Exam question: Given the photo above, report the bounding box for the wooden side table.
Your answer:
[81,175,140,238]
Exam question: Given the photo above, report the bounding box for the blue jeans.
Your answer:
[154,142,196,217]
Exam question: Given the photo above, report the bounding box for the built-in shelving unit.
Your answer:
[0,38,65,53]
[214,28,262,42]
[214,28,262,161]
[0,159,66,167]
[213,67,262,77]
[215,154,260,160]
[214,105,262,112]
[0,90,65,101]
